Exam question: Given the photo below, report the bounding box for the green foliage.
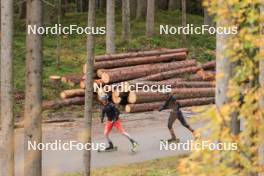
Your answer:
[178,0,264,175]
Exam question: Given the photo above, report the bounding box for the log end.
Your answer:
[101,73,110,84]
[80,81,86,89]
[60,92,66,99]
[125,105,131,113]
[128,91,137,104]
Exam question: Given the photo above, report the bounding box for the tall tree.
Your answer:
[181,0,186,42]
[146,0,155,37]
[83,0,95,175]
[215,0,239,135]
[122,0,131,41]
[136,0,146,19]
[259,5,264,172]
[156,0,168,10]
[19,1,27,19]
[0,0,14,175]
[129,0,137,18]
[24,0,43,175]
[204,8,213,26]
[106,0,115,54]
[82,0,89,12]
[56,0,62,68]
[168,0,178,10]
[99,0,106,12]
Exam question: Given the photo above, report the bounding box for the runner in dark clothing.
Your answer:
[159,95,195,142]
[100,94,138,151]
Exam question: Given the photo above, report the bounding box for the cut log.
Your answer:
[138,61,216,81]
[112,92,128,105]
[101,60,197,83]
[61,74,83,86]
[94,79,104,85]
[97,69,107,78]
[125,97,215,113]
[161,71,215,83]
[49,75,61,84]
[94,48,188,62]
[43,97,85,110]
[80,81,86,89]
[94,52,187,69]
[60,89,85,99]
[128,87,215,104]
[201,60,216,70]
[138,66,201,81]
[172,81,215,88]
[112,90,129,98]
[196,69,215,80]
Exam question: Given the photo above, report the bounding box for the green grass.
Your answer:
[13,9,215,100]
[64,155,183,176]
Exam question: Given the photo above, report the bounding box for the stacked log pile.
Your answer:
[54,48,216,112]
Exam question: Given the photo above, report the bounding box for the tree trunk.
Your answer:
[125,97,215,113]
[146,0,155,37]
[101,59,196,83]
[259,5,264,173]
[62,0,66,16]
[19,1,27,19]
[136,0,146,19]
[43,97,85,110]
[94,48,188,62]
[204,8,213,26]
[83,0,95,175]
[106,0,116,54]
[24,0,43,175]
[99,0,106,12]
[95,52,186,69]
[128,87,215,103]
[156,0,168,10]
[83,0,89,12]
[0,0,14,175]
[216,0,239,135]
[130,0,137,18]
[122,0,131,41]
[181,0,186,42]
[168,0,178,10]
[56,0,62,68]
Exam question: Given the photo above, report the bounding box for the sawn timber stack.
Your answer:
[54,48,216,113]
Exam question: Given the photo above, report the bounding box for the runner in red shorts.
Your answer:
[100,94,138,151]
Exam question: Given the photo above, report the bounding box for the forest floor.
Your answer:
[13,9,215,118]
[15,107,208,176]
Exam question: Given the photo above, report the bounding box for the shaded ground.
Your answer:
[15,109,204,176]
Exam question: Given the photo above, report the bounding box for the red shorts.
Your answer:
[104,120,125,135]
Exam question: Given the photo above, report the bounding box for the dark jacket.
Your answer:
[101,102,120,122]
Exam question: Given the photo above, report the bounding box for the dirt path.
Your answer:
[15,110,204,176]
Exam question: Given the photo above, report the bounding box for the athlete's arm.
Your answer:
[159,96,171,111]
[101,107,106,123]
